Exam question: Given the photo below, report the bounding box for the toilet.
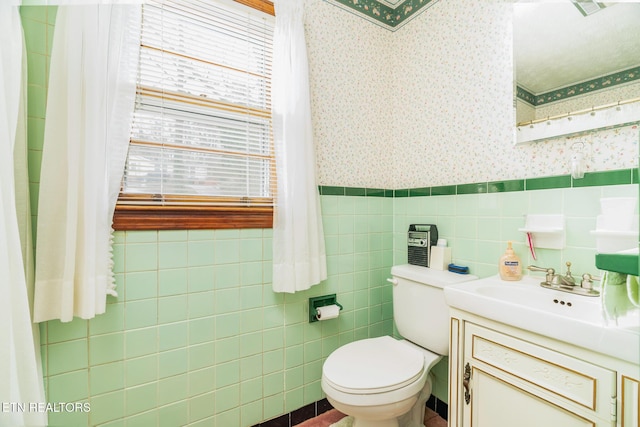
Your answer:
[321,264,477,427]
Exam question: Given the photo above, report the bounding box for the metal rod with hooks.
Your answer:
[517,97,640,127]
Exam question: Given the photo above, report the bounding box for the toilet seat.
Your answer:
[323,336,425,394]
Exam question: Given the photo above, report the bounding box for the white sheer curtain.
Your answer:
[271,0,327,293]
[34,4,140,322]
[0,4,47,426]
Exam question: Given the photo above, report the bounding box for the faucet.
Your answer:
[580,273,601,292]
[527,262,600,297]
[528,262,576,287]
[526,265,557,285]
[559,261,576,287]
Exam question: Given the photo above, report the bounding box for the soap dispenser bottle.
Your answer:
[499,241,522,281]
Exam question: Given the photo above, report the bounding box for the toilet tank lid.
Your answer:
[391,264,478,288]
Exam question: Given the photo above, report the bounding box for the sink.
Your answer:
[473,282,603,323]
[444,275,640,364]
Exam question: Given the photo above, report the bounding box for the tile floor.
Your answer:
[294,407,447,427]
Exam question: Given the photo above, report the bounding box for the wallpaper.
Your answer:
[389,0,518,188]
[306,0,639,189]
[306,0,396,188]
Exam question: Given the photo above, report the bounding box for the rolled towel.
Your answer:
[627,275,639,308]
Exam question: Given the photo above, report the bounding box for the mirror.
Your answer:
[513,2,640,144]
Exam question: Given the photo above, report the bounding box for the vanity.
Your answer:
[445,275,640,427]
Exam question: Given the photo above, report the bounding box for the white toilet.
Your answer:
[321,264,477,427]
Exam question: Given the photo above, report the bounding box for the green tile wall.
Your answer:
[38,201,393,427]
[20,5,56,245]
[392,183,638,279]
[40,179,637,423]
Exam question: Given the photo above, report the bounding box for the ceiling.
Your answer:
[514,2,640,94]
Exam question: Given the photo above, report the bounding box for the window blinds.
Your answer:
[120,0,275,207]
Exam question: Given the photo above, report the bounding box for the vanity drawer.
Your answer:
[465,323,616,416]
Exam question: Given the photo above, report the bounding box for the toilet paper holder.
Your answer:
[309,294,343,323]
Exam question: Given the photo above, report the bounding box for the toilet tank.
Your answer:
[390,264,477,356]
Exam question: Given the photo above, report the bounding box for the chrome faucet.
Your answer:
[526,265,557,284]
[580,273,600,292]
[527,262,600,297]
[559,261,576,287]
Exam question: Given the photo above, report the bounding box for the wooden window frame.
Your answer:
[113,0,275,231]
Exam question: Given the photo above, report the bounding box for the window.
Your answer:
[113,0,275,230]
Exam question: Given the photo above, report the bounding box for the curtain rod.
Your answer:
[517,97,640,127]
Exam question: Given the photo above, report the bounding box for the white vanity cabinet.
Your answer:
[449,311,640,427]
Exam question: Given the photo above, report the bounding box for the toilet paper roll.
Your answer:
[316,304,341,321]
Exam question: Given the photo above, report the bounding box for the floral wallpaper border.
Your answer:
[517,65,640,106]
[323,0,439,31]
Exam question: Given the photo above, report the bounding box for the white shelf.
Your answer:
[519,214,565,249]
[518,227,563,233]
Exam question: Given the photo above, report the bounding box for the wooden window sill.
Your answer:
[113,205,273,230]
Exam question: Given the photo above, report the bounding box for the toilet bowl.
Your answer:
[321,336,442,427]
[321,265,478,427]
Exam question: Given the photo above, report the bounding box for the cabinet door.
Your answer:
[461,323,616,427]
[469,366,594,427]
[621,376,639,427]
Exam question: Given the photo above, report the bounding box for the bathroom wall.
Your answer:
[20,5,53,243]
[307,0,638,189]
[392,178,638,278]
[19,1,638,426]
[37,203,393,426]
[306,0,395,189]
[21,5,394,426]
